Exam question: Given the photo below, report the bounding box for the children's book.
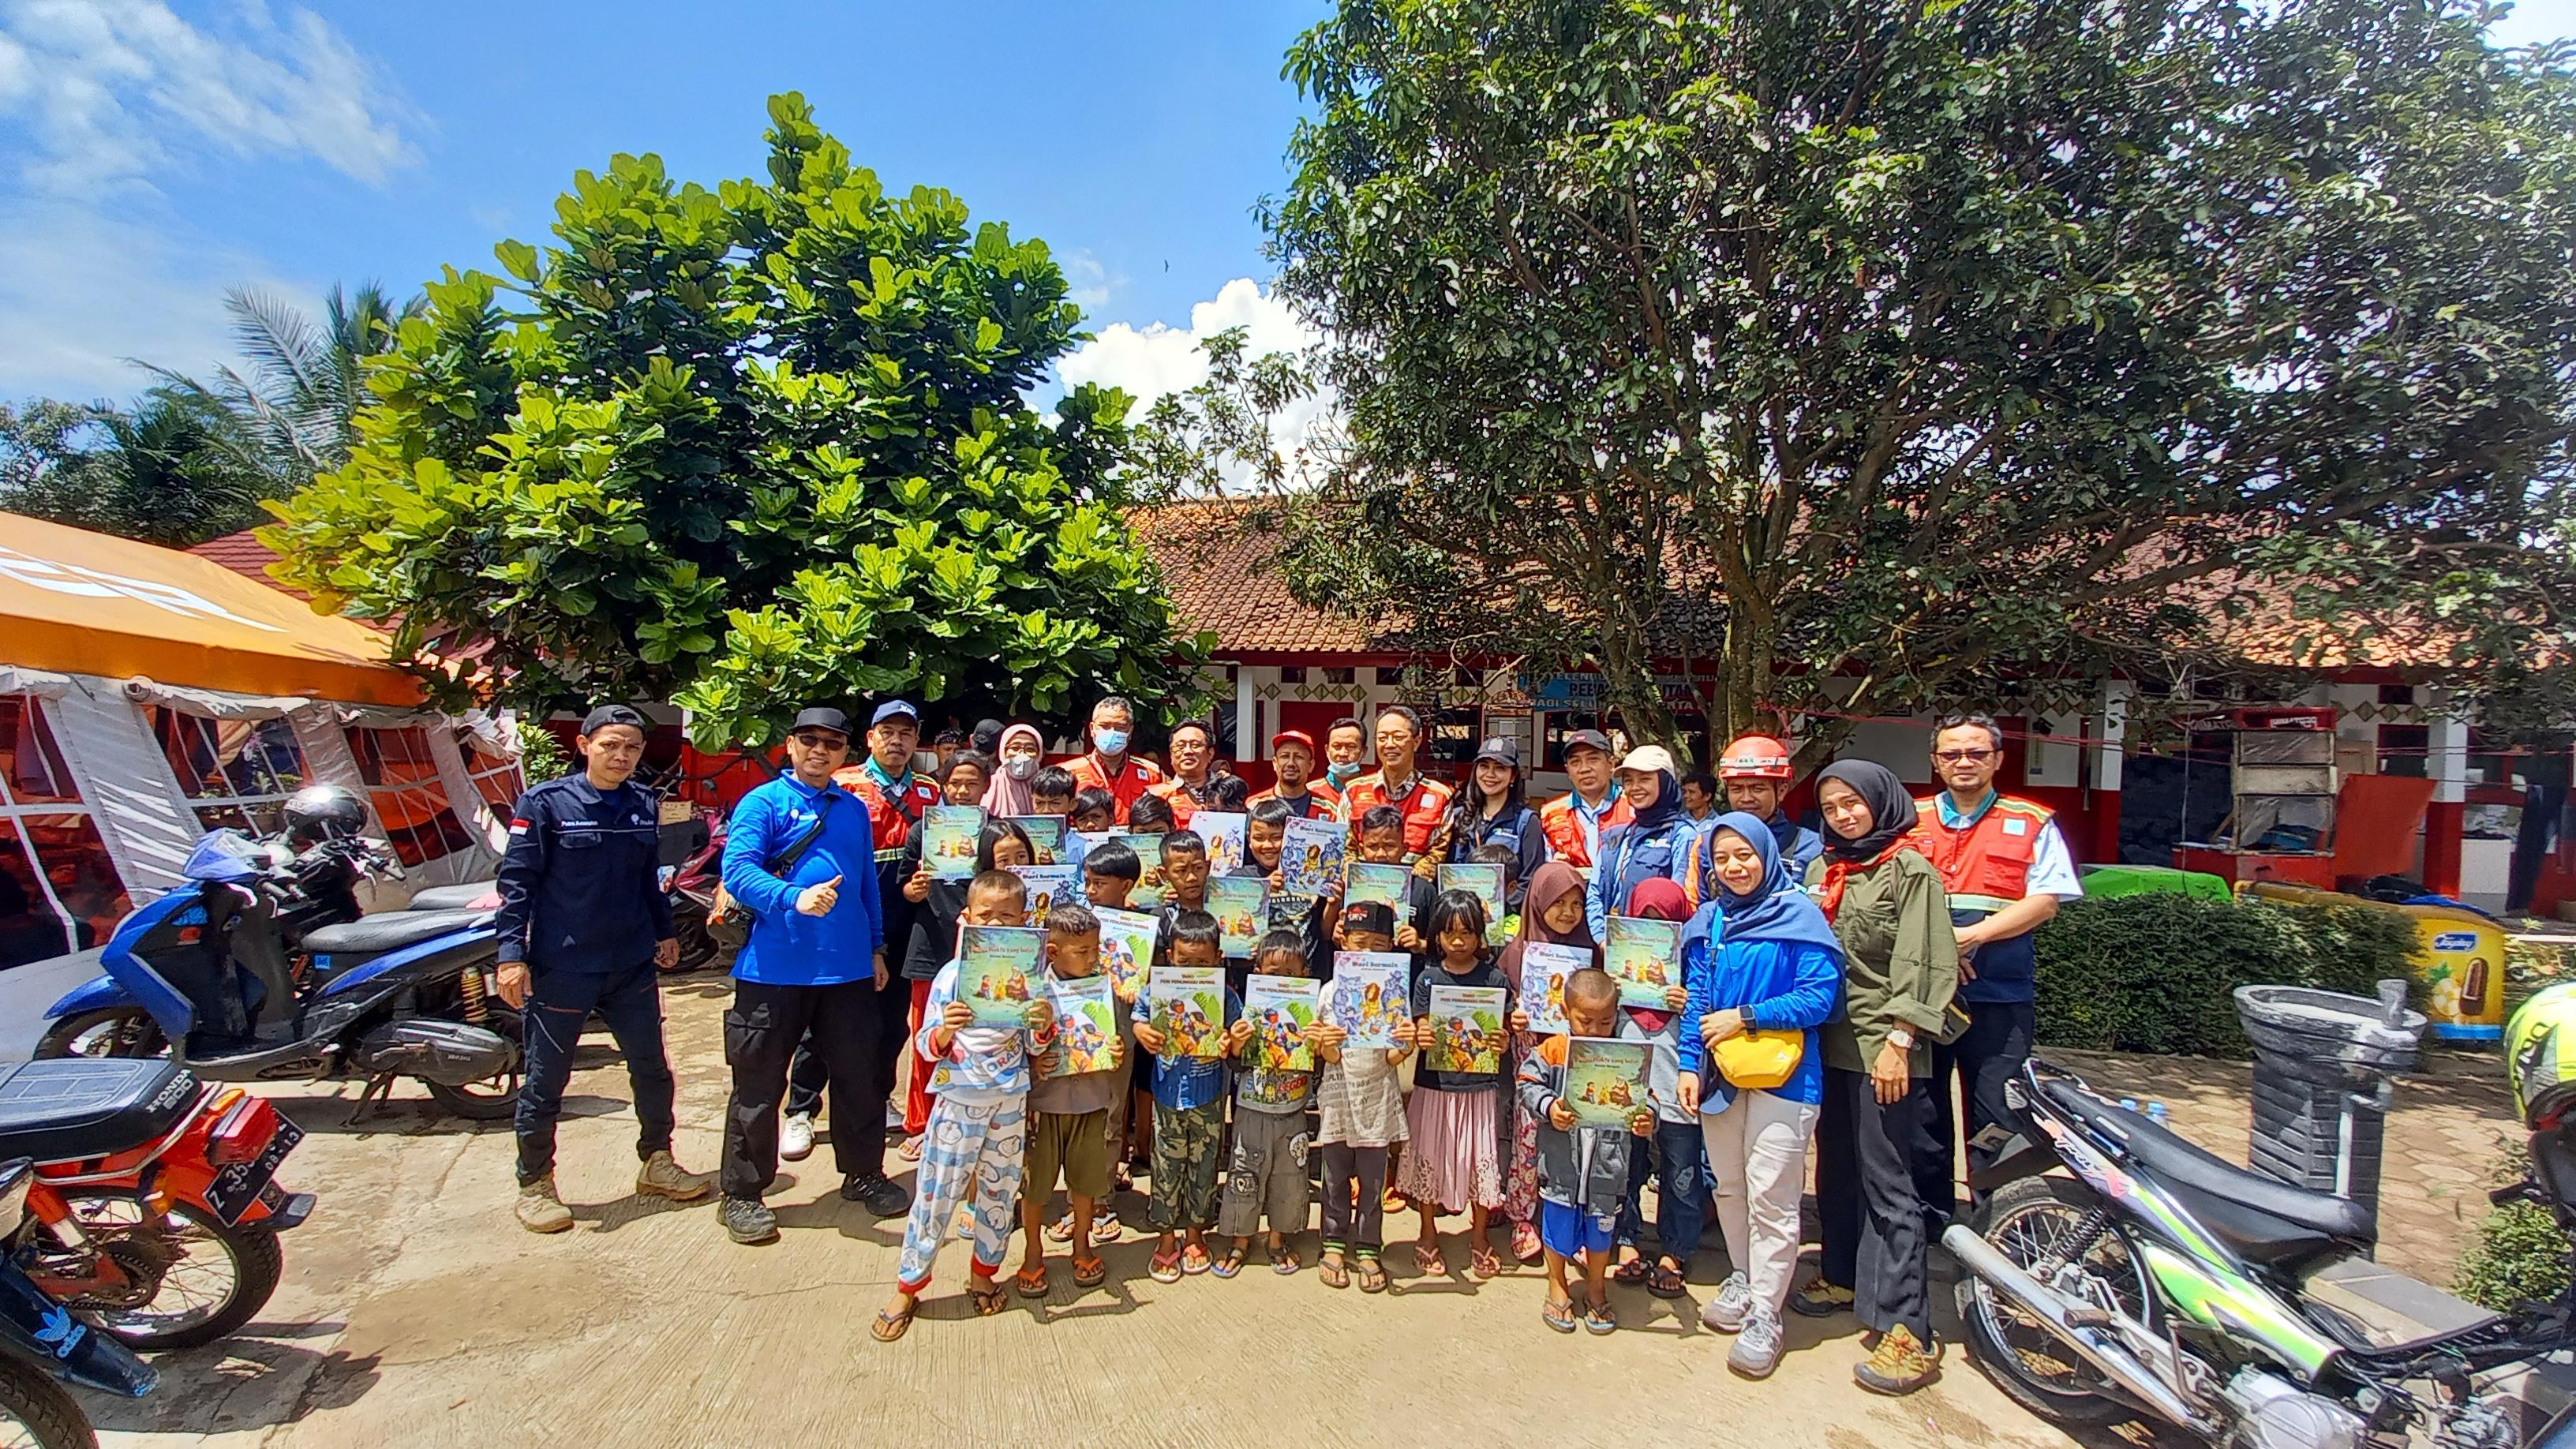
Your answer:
[1009,864,1080,927]
[1345,861,1411,915]
[1244,974,1321,1071]
[1267,893,1315,932]
[1046,972,1119,1077]
[1280,816,1347,898]
[1428,984,1507,1074]
[1519,942,1590,1035]
[1438,861,1508,947]
[1008,814,1068,866]
[1604,915,1683,1009]
[1564,1036,1653,1129]
[1148,965,1226,1058]
[1092,906,1160,996]
[920,805,985,882]
[1069,829,1114,868]
[1116,833,1167,909]
[1328,953,1412,1050]
[1193,811,1249,878]
[956,925,1042,1027]
[1206,874,1268,957]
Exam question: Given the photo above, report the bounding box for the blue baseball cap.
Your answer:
[870,699,920,728]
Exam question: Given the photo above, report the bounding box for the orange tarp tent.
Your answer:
[0,515,417,707]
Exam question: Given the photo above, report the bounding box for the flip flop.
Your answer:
[1468,1245,1504,1281]
[1355,1255,1388,1293]
[1072,1254,1107,1288]
[1583,1296,1619,1335]
[1271,1245,1301,1275]
[1542,1294,1580,1334]
[1045,1213,1076,1244]
[968,1281,1008,1316]
[897,1136,923,1163]
[1612,1256,1650,1286]
[869,1305,914,1342]
[1511,1221,1544,1263]
[1413,1243,1448,1277]
[1181,1244,1215,1276]
[1014,1266,1050,1298]
[1648,1261,1687,1299]
[1211,1246,1249,1279]
[1149,1250,1184,1283]
[1091,1211,1123,1245]
[1319,1252,1350,1289]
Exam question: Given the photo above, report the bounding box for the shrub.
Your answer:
[2456,1147,2572,1312]
[2033,894,2420,1058]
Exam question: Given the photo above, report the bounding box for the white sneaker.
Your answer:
[780,1113,814,1163]
[1702,1271,1753,1333]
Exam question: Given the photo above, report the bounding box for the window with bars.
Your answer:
[148,707,311,837]
[456,728,523,813]
[0,697,130,967]
[346,726,473,866]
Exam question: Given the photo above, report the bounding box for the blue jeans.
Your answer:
[515,959,678,1185]
[1617,1117,1709,1260]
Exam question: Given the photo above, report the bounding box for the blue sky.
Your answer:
[2,0,2571,414]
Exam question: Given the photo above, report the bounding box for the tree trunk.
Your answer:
[1594,610,1683,762]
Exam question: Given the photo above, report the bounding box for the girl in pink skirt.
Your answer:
[1398,890,1519,1280]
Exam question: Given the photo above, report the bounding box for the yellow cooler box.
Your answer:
[2241,884,2507,1042]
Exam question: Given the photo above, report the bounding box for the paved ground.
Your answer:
[81,980,2522,1448]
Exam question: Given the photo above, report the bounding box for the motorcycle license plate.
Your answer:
[204,1118,304,1226]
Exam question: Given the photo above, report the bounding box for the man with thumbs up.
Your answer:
[716,706,896,1243]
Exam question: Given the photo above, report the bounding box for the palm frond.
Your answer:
[223,286,334,419]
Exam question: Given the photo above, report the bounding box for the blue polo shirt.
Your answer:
[723,773,886,987]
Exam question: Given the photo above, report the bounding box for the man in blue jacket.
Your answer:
[715,706,895,1243]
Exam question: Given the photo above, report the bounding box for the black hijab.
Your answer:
[1814,759,1918,862]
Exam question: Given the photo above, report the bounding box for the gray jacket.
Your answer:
[1517,1045,1634,1219]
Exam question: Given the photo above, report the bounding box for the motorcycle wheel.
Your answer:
[33,1009,167,1062]
[0,1354,95,1449]
[421,1002,522,1121]
[52,1193,282,1352]
[1956,1174,2159,1429]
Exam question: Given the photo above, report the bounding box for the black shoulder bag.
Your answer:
[707,791,837,951]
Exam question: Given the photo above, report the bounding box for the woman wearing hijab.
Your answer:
[1675,811,1845,1379]
[1791,760,1959,1397]
[1581,744,1698,941]
[1440,737,1546,904]
[979,723,1046,818]
[1496,862,1597,1261]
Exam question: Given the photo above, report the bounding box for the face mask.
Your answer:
[1325,761,1361,786]
[1094,728,1130,755]
[1005,757,1039,782]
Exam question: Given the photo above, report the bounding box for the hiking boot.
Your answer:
[1789,1277,1855,1318]
[1702,1271,1752,1333]
[635,1150,715,1201]
[842,1171,910,1218]
[719,1195,779,1245]
[1729,1308,1785,1379]
[1854,1324,1941,1395]
[515,1175,573,1234]
[780,1113,815,1163]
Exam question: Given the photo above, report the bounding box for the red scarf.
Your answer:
[1817,837,1925,923]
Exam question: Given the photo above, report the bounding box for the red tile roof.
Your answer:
[186,529,306,602]
[1127,500,1397,657]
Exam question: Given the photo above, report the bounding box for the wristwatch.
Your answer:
[1886,1028,1917,1050]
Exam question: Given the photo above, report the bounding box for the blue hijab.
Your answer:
[1705,811,1844,960]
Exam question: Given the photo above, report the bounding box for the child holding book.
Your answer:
[1336,899,1412,1205]
[1519,968,1656,1335]
[1127,791,1177,902]
[1497,862,1599,1263]
[1313,904,1412,1293]
[1612,878,1706,1301]
[1400,889,1518,1280]
[1018,904,1121,1297]
[893,762,1024,1152]
[1470,841,1525,942]
[1331,806,1429,956]
[1129,911,1250,1282]
[1216,930,1318,1275]
[1249,797,1329,975]
[874,870,1054,1342]
[1069,788,1118,837]
[1049,840,1144,1246]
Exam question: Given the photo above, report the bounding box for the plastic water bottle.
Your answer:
[2146,1102,2170,1125]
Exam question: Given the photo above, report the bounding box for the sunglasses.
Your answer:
[1934,748,1997,763]
[791,733,850,750]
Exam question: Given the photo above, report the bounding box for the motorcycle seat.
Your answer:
[405,882,496,912]
[0,1059,197,1165]
[304,909,489,959]
[2039,1076,2375,1269]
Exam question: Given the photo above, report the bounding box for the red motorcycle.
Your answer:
[0,1058,309,1351]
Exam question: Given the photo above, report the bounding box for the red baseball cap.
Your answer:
[1270,729,1318,754]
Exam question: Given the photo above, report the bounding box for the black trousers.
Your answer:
[1927,999,2035,1226]
[515,960,676,1185]
[1818,1065,1938,1342]
[721,978,882,1200]
[783,973,909,1147]
[1318,1142,1388,1253]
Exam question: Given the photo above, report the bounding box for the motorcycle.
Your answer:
[1945,1057,2562,1449]
[35,808,520,1124]
[0,1158,157,1449]
[400,808,726,975]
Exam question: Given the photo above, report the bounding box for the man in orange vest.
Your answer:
[1146,719,1246,829]
[1063,695,1166,824]
[1683,733,1822,912]
[1537,728,1631,870]
[1249,729,1342,819]
[1337,705,1453,859]
[1914,712,2084,1216]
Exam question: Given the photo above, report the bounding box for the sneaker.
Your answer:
[1701,1271,1753,1334]
[1853,1324,1941,1395]
[719,1195,779,1245]
[515,1175,573,1234]
[635,1150,715,1202]
[842,1171,911,1218]
[1788,1277,1855,1318]
[780,1113,815,1163]
[1728,1308,1785,1379]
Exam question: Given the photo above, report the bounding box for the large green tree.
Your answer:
[1263,0,2576,752]
[0,391,283,546]
[262,94,1204,746]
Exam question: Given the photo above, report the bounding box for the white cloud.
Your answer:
[1056,277,1336,491]
[1058,249,1119,312]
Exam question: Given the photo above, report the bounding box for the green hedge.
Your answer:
[2033,894,2421,1058]
[2457,1146,2572,1312]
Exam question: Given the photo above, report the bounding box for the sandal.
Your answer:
[968,1280,1008,1316]
[1091,1211,1123,1244]
[1211,1245,1249,1279]
[1271,1243,1301,1275]
[1149,1249,1184,1284]
[1072,1254,1108,1288]
[1413,1243,1448,1277]
[897,1136,923,1163]
[1648,1260,1687,1298]
[1542,1293,1580,1334]
[1319,1251,1350,1290]
[1045,1212,1076,1244]
[1612,1255,1650,1286]
[1511,1220,1544,1264]
[1468,1245,1504,1281]
[1354,1255,1388,1293]
[1583,1295,1619,1335]
[1014,1266,1049,1298]
[1181,1243,1215,1276]
[869,1304,915,1342]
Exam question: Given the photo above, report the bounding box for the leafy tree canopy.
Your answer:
[262,93,1204,747]
[0,391,284,547]
[1262,0,2576,752]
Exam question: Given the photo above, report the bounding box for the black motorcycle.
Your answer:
[0,1158,156,1449]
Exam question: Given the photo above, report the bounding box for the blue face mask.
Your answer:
[1093,728,1130,755]
[1325,761,1362,786]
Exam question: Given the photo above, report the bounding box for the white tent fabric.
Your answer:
[43,676,210,898]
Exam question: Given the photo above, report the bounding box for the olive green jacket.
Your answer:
[1804,848,1960,1075]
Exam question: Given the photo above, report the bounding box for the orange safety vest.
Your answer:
[1912,794,2056,916]
[1537,792,1632,870]
[1338,770,1454,857]
[1065,752,1166,826]
[1249,779,1342,819]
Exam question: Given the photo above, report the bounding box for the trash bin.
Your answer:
[2233,981,2428,1225]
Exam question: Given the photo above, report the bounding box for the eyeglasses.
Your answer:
[1934,749,1997,763]
[791,734,849,751]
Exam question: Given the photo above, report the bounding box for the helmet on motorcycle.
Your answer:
[2507,982,2576,1129]
[279,784,369,847]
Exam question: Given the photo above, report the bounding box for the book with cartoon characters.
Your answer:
[1328,953,1411,1050]
[1519,942,1589,1035]
[921,805,986,882]
[1117,833,1167,909]
[1280,816,1347,898]
[1206,874,1268,957]
[1008,814,1068,866]
[1604,915,1683,1009]
[1193,811,1249,878]
[1092,906,1160,997]
[956,924,1042,1027]
[1267,893,1315,932]
[1046,972,1119,1077]
[1148,965,1226,1058]
[1428,984,1507,1074]
[1243,974,1321,1071]
[1438,861,1508,947]
[1345,862,1411,915]
[1563,1036,1653,1129]
[1009,864,1080,927]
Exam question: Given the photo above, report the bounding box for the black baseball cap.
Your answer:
[1562,728,1613,758]
[580,704,647,736]
[790,706,850,739]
